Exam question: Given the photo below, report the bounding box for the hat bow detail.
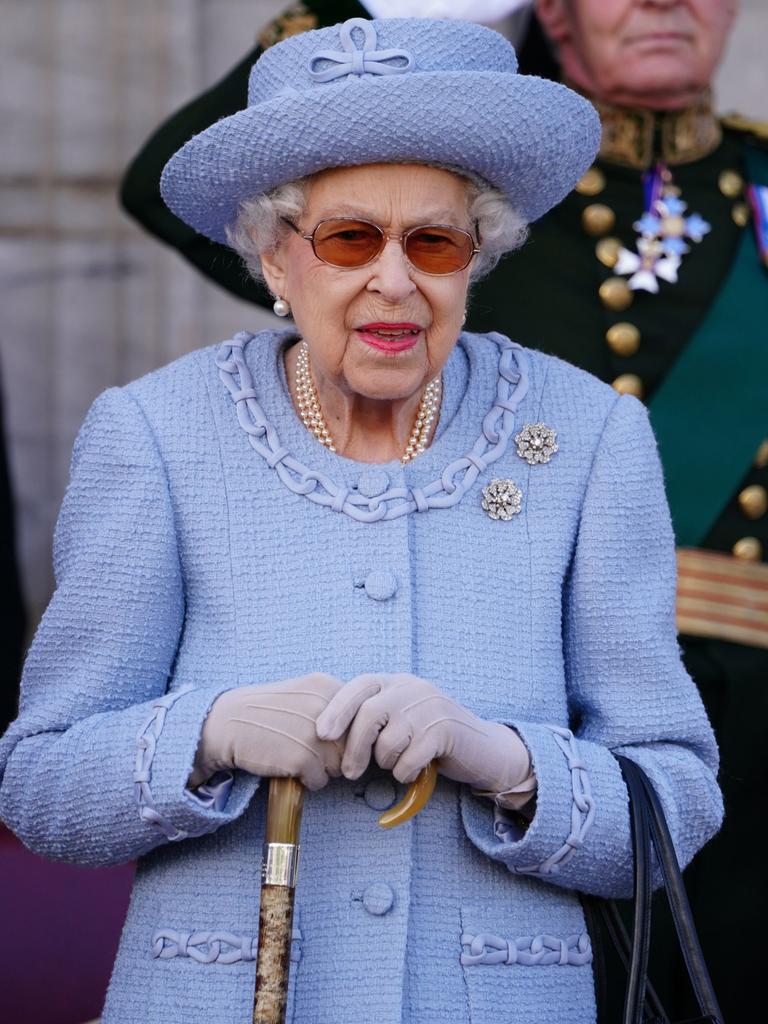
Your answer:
[308,18,415,83]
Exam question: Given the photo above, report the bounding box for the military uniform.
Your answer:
[471,98,768,1023]
[119,4,766,1020]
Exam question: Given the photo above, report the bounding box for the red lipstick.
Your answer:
[356,322,423,353]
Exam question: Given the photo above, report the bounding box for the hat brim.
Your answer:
[161,71,599,245]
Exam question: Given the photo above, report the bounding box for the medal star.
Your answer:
[633,212,661,236]
[654,254,681,284]
[661,195,687,216]
[684,213,712,242]
[628,268,661,293]
[617,240,681,293]
[662,236,690,257]
[614,247,642,276]
[610,166,710,299]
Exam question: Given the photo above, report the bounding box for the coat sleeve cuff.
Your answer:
[187,770,235,811]
[460,721,600,879]
[133,683,259,842]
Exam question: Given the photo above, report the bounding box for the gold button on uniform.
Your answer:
[606,322,641,357]
[738,485,768,519]
[575,166,606,197]
[596,237,622,269]
[718,169,744,198]
[612,373,644,399]
[582,204,616,236]
[732,202,750,227]
[599,277,633,311]
[755,439,768,469]
[732,536,763,562]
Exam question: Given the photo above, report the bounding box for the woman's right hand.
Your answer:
[188,673,345,790]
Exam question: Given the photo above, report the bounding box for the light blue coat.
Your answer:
[0,330,721,1024]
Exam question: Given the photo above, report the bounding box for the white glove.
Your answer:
[189,674,345,791]
[316,673,536,808]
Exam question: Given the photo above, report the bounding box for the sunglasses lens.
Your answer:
[309,220,476,274]
[312,220,384,267]
[405,227,474,274]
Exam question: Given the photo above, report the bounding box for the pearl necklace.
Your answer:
[294,340,442,464]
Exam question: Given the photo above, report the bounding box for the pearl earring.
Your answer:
[461,311,467,326]
[273,297,291,317]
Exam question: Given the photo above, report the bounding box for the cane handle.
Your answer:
[377,761,438,829]
[264,776,305,845]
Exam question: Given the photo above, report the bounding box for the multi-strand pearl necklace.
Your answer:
[293,340,442,464]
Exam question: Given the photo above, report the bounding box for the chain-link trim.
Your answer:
[215,331,529,522]
[461,930,592,967]
[134,686,194,841]
[152,926,302,965]
[512,726,596,876]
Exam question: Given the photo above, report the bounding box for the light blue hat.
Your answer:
[160,17,600,245]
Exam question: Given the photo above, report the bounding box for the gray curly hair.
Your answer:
[226,171,528,288]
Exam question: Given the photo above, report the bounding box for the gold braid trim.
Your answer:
[720,112,768,144]
[676,548,768,650]
[258,3,319,50]
[590,91,722,168]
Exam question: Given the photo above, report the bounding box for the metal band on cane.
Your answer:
[261,842,300,888]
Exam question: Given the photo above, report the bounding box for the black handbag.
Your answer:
[585,755,725,1024]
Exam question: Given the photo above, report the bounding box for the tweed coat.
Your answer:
[0,329,721,1024]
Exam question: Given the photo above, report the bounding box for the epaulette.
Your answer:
[720,112,768,145]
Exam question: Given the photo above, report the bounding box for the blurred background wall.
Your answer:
[2,0,767,628]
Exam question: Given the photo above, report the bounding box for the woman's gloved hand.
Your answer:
[189,673,345,790]
[316,673,535,807]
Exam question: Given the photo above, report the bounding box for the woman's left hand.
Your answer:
[316,673,533,799]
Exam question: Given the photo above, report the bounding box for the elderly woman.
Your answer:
[0,17,721,1024]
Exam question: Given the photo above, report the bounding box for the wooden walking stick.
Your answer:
[252,762,438,1023]
[253,776,305,1024]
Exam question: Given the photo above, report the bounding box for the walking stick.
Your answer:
[252,762,438,1023]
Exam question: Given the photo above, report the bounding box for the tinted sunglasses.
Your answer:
[281,217,480,276]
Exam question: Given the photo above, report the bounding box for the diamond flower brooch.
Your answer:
[481,479,523,521]
[481,423,558,521]
[514,423,558,465]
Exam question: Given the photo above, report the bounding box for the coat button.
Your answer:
[362,882,395,916]
[612,373,644,399]
[595,237,622,269]
[582,203,616,236]
[606,322,641,356]
[574,166,606,197]
[732,536,763,562]
[364,571,398,601]
[731,201,750,227]
[718,169,744,198]
[599,277,633,312]
[754,439,768,469]
[738,485,767,520]
[364,778,397,811]
[357,469,390,498]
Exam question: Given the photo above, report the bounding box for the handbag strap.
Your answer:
[616,756,725,1024]
[623,758,653,1024]
[595,899,668,1023]
[631,761,724,1022]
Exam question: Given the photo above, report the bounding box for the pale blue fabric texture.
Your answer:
[0,330,721,1024]
[160,17,601,244]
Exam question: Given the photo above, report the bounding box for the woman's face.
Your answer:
[260,163,474,404]
[536,0,737,110]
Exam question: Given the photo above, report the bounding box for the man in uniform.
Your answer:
[120,1,766,1019]
[478,5,767,1019]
